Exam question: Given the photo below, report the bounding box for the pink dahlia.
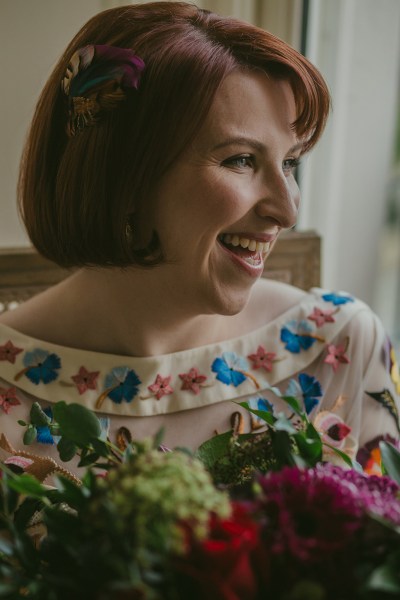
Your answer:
[257,466,364,563]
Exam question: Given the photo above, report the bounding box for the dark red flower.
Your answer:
[174,503,260,600]
[257,467,363,563]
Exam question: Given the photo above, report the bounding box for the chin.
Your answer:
[203,284,253,317]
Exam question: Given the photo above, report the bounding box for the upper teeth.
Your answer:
[221,234,270,253]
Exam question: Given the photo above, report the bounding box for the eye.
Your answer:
[282,157,301,175]
[222,154,255,170]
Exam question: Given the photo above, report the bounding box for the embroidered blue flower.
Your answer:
[211,352,248,387]
[286,373,323,414]
[36,407,55,445]
[102,367,141,405]
[17,349,61,385]
[248,396,274,425]
[322,292,354,305]
[280,320,316,353]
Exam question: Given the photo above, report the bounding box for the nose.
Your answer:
[254,174,299,229]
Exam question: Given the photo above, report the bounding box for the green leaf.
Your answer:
[379,441,400,485]
[281,395,306,418]
[7,474,47,498]
[23,425,37,446]
[78,452,100,467]
[54,475,87,507]
[53,402,101,446]
[196,431,234,469]
[294,434,322,464]
[153,427,165,449]
[57,437,78,462]
[270,430,297,467]
[239,402,276,425]
[30,402,51,427]
[91,438,111,458]
[366,563,400,593]
[17,420,26,427]
[323,443,361,470]
[0,537,14,557]
[14,498,45,530]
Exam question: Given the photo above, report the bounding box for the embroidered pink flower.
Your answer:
[0,387,21,414]
[4,456,33,471]
[324,338,350,372]
[247,345,276,372]
[0,340,23,364]
[179,367,207,394]
[307,307,336,328]
[314,411,352,449]
[71,366,100,394]
[148,374,174,400]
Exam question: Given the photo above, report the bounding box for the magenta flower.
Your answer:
[148,374,174,400]
[71,366,100,394]
[257,466,363,563]
[247,345,277,372]
[179,367,207,394]
[324,338,350,372]
[307,307,336,328]
[0,340,23,364]
[321,464,400,525]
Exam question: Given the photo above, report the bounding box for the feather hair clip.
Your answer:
[61,45,145,137]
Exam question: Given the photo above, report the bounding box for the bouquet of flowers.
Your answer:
[0,394,400,600]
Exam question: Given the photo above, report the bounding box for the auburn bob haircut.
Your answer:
[19,1,330,268]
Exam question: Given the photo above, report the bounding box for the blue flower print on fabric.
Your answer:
[15,348,61,385]
[286,373,323,414]
[211,352,248,387]
[322,292,354,306]
[96,367,141,409]
[280,320,316,353]
[36,407,55,445]
[248,396,274,425]
[248,396,274,414]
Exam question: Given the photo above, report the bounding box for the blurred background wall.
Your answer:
[1,0,399,350]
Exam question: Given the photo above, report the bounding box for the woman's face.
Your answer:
[145,70,301,316]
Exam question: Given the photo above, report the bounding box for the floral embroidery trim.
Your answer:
[324,337,350,372]
[0,386,21,414]
[248,396,274,431]
[313,411,351,449]
[285,373,323,415]
[146,374,174,400]
[36,407,56,445]
[0,340,23,364]
[389,345,400,396]
[71,366,100,394]
[322,292,354,305]
[96,366,141,409]
[247,345,278,372]
[307,307,338,328]
[280,320,325,354]
[366,389,400,433]
[14,348,61,385]
[211,352,260,389]
[179,368,208,395]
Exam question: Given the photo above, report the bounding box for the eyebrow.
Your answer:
[211,137,305,155]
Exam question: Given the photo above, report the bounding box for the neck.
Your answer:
[58,267,231,356]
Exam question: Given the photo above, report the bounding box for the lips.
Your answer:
[218,232,274,277]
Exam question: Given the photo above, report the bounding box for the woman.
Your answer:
[0,2,398,479]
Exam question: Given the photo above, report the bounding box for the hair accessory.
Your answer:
[61,45,145,137]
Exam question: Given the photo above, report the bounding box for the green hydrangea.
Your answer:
[99,443,230,554]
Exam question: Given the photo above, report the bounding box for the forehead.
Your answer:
[193,69,298,151]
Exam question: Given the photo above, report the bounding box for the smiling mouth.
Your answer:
[219,233,271,256]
